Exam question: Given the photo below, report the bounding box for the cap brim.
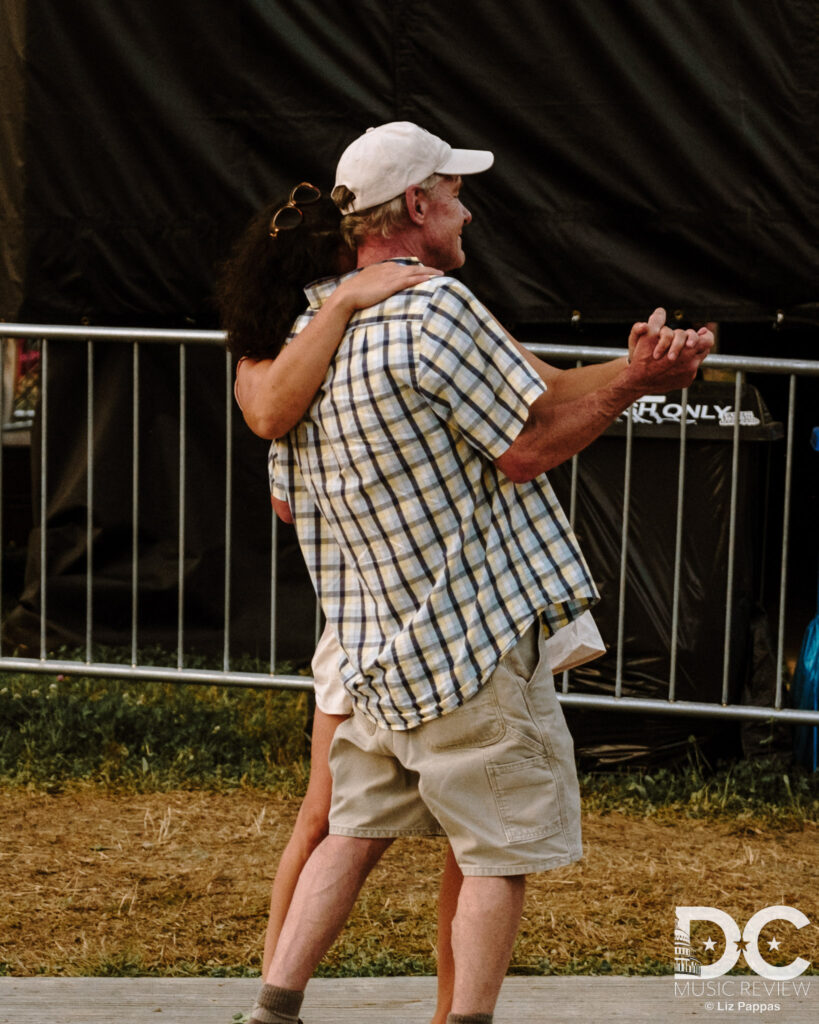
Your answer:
[437,148,494,176]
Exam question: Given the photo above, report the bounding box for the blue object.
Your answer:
[793,598,819,770]
[793,428,819,770]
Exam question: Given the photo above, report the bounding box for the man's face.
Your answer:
[422,176,472,271]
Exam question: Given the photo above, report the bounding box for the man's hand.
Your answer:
[627,308,713,391]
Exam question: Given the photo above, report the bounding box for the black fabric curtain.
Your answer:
[5,0,818,326]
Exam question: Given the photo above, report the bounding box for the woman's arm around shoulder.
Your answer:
[235,261,441,439]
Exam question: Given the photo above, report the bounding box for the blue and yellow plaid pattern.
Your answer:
[271,263,597,730]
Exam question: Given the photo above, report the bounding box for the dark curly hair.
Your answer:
[216,190,347,361]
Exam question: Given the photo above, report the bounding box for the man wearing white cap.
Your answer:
[250,122,712,1024]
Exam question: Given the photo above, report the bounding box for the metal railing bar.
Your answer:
[668,387,689,702]
[527,344,819,377]
[0,655,313,691]
[223,350,233,672]
[614,404,634,698]
[1,651,818,724]
[3,324,819,377]
[556,692,819,725]
[131,343,140,666]
[177,344,187,670]
[775,374,797,709]
[85,340,94,662]
[0,324,224,345]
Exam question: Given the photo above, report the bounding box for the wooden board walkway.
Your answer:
[0,976,815,1024]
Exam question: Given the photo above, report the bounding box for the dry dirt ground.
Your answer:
[1,787,817,977]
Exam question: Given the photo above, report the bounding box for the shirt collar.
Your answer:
[304,257,421,308]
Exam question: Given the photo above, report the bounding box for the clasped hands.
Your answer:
[627,307,714,391]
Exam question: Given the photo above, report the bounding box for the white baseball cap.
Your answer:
[333,121,494,214]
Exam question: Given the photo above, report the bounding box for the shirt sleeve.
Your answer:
[268,439,291,503]
[415,279,546,460]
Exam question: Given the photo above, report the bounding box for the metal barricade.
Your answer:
[0,323,817,727]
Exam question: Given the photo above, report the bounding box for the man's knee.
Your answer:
[326,833,393,870]
[294,801,330,850]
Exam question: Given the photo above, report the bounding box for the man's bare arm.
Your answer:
[495,309,713,482]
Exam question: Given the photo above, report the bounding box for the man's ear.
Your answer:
[405,184,427,225]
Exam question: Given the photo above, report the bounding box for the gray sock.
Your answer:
[248,984,304,1024]
[446,1014,493,1024]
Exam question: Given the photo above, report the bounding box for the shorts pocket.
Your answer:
[487,756,563,844]
[426,684,504,751]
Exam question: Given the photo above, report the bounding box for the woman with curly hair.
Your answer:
[217,183,460,1024]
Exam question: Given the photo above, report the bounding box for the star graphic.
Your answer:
[768,937,780,951]
[734,939,750,954]
[703,937,717,952]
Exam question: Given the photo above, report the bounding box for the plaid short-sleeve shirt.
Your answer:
[271,261,597,730]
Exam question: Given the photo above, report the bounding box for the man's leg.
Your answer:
[248,834,390,1024]
[449,875,526,1018]
[267,833,391,988]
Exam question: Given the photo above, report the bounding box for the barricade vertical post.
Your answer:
[85,340,94,663]
[721,372,744,704]
[270,510,278,672]
[0,340,4,657]
[223,349,233,672]
[775,374,797,709]
[615,403,634,698]
[177,343,186,670]
[39,339,48,661]
[561,359,583,695]
[668,388,689,702]
[131,343,140,666]
[314,599,322,652]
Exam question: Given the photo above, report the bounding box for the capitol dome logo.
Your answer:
[674,926,702,977]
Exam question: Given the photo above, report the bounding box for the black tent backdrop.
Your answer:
[3,0,818,326]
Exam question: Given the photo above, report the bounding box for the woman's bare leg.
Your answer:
[261,709,348,978]
[431,843,462,1024]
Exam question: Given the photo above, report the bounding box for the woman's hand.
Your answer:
[235,263,441,440]
[333,261,442,313]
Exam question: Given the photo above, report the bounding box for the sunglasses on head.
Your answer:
[268,182,322,238]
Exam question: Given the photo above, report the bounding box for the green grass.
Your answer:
[0,665,314,793]
[579,740,819,826]
[1,668,817,823]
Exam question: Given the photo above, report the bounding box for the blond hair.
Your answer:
[332,173,445,249]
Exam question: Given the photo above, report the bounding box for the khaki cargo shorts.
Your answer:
[328,620,582,876]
